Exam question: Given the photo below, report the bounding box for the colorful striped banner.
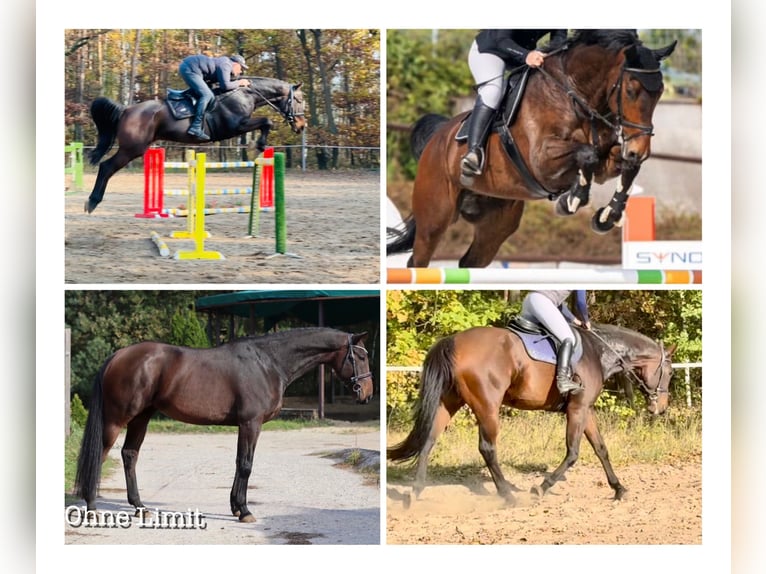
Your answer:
[386,268,702,285]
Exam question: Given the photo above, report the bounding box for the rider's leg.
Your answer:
[522,292,581,395]
[180,69,214,141]
[462,42,505,177]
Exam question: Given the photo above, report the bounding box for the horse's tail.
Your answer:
[387,336,456,462]
[386,215,416,255]
[410,113,449,160]
[74,353,114,502]
[88,97,125,165]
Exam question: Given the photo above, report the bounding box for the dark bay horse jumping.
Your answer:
[388,322,675,505]
[387,30,676,267]
[85,77,306,213]
[75,327,372,523]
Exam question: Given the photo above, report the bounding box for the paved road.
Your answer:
[64,425,380,545]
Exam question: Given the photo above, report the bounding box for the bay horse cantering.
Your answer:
[74,328,373,523]
[388,322,675,505]
[85,77,306,213]
[387,30,677,268]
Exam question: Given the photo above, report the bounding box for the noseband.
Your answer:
[344,335,372,398]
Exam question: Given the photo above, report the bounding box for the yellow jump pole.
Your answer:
[173,152,224,260]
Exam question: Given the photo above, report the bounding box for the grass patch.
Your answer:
[387,408,701,484]
[146,417,335,433]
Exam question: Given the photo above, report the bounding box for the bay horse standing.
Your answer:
[387,30,676,267]
[85,77,306,213]
[388,322,675,505]
[74,327,372,523]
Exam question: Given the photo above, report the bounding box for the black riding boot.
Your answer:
[555,339,581,395]
[460,97,496,177]
[187,101,210,141]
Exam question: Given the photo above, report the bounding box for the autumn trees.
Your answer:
[64,29,380,169]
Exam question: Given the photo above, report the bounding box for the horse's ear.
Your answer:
[652,40,677,62]
[352,332,368,344]
[664,342,678,357]
[293,82,303,90]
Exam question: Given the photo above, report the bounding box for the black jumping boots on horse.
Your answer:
[555,339,581,395]
[461,97,495,177]
[187,102,210,141]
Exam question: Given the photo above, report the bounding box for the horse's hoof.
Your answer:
[555,194,577,216]
[530,485,545,499]
[403,492,412,510]
[613,486,628,501]
[591,207,616,234]
[239,513,257,523]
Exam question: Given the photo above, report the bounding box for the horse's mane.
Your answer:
[568,29,641,52]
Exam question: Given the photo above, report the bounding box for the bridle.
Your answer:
[588,328,671,403]
[536,52,660,155]
[344,335,373,398]
[248,83,305,129]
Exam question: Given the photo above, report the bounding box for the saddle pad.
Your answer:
[506,324,584,366]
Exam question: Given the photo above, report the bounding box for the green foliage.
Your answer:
[169,308,210,348]
[65,290,219,407]
[70,394,88,428]
[65,29,380,167]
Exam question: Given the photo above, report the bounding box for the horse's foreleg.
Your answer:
[532,402,588,498]
[459,199,524,268]
[230,420,262,522]
[583,408,627,500]
[121,409,155,513]
[547,141,598,216]
[591,147,641,233]
[238,118,274,152]
[86,148,140,213]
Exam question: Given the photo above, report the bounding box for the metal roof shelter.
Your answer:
[195,290,380,419]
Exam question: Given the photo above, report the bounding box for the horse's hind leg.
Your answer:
[230,419,263,522]
[583,408,626,499]
[86,147,143,213]
[409,176,457,267]
[411,400,461,502]
[121,409,155,513]
[459,199,524,268]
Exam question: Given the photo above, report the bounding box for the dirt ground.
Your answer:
[64,423,380,545]
[386,456,701,545]
[65,169,380,284]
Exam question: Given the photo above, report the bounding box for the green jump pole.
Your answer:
[274,152,286,254]
[65,142,84,191]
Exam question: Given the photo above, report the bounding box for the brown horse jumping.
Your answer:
[75,327,372,523]
[387,30,676,267]
[388,322,675,505]
[85,77,306,213]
